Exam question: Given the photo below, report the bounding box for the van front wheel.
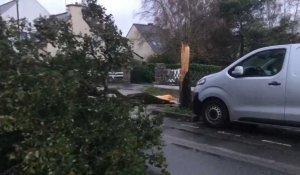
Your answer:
[202,99,229,128]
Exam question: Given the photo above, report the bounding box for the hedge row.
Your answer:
[130,64,155,83]
[130,63,223,84]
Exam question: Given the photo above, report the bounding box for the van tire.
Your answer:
[202,99,229,128]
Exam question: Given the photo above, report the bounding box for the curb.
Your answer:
[152,110,199,122]
[164,134,300,175]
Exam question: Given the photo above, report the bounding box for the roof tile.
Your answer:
[0,0,16,15]
[133,23,164,54]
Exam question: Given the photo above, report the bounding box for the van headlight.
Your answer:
[197,78,206,86]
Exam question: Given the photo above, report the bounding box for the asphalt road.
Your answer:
[148,117,300,175]
[113,84,300,175]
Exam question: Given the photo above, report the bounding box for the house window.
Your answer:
[152,41,161,47]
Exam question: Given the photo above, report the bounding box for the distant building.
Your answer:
[0,0,50,23]
[0,1,91,55]
[0,1,89,36]
[126,23,164,62]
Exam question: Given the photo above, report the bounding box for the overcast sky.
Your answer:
[2,0,148,36]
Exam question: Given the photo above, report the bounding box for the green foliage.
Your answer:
[148,54,178,64]
[0,131,23,173]
[219,0,264,19]
[163,107,193,116]
[219,0,298,57]
[0,2,167,174]
[130,64,155,84]
[82,0,133,90]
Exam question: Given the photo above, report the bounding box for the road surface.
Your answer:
[113,84,300,175]
[149,117,300,175]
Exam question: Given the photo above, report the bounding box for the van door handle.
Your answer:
[268,81,281,86]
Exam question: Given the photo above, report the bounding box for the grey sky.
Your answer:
[1,0,148,35]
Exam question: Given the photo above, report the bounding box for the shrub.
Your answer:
[148,54,178,64]
[130,64,155,83]
[0,1,167,174]
[0,131,23,173]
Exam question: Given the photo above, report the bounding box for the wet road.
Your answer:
[149,117,300,175]
[149,144,286,175]
[113,84,300,175]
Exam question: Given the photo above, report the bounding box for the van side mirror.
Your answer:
[232,66,244,76]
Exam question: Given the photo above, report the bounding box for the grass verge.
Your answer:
[163,106,194,116]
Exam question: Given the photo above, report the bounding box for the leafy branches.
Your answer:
[0,1,167,174]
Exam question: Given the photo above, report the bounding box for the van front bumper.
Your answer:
[193,93,202,116]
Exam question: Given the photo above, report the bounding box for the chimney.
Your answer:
[66,3,90,35]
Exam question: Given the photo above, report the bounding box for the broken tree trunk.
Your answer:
[179,43,192,108]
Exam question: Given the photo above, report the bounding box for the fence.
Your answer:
[155,63,221,86]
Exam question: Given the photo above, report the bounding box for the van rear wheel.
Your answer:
[202,99,229,128]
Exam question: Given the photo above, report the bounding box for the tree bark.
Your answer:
[180,71,191,108]
[179,43,191,108]
[239,34,244,58]
[239,21,245,58]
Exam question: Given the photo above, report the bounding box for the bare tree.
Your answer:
[286,0,300,19]
[140,0,299,63]
[140,0,213,107]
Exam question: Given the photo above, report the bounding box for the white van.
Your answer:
[193,44,300,128]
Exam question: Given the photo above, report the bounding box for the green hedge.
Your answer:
[130,63,222,84]
[130,64,155,83]
[0,131,23,173]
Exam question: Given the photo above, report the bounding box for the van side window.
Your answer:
[230,49,286,77]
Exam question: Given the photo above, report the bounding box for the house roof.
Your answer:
[50,12,70,22]
[131,23,164,54]
[50,4,85,22]
[0,0,50,17]
[0,0,16,15]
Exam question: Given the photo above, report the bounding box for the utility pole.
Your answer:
[16,0,20,39]
[283,0,286,17]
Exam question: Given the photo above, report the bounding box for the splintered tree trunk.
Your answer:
[179,43,191,108]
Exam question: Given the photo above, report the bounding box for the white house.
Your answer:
[126,23,164,62]
[0,0,50,23]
